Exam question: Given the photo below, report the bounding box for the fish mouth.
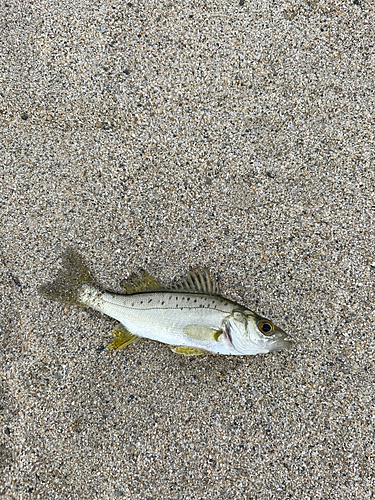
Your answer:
[268,335,293,352]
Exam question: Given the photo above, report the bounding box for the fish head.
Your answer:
[223,309,292,355]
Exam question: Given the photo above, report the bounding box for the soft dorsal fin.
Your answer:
[171,268,220,295]
[120,270,165,294]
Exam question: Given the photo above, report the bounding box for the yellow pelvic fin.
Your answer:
[170,346,208,356]
[120,270,165,294]
[108,325,140,350]
[183,325,221,342]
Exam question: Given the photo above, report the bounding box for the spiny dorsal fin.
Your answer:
[171,268,220,295]
[120,270,166,294]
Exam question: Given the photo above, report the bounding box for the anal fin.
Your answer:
[108,324,140,350]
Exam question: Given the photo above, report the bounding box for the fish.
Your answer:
[38,249,292,356]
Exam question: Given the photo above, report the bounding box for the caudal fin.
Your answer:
[38,249,95,306]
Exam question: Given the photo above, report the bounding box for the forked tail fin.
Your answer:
[38,249,96,306]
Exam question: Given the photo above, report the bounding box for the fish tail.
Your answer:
[38,249,96,306]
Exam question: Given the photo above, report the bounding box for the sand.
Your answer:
[1,0,374,498]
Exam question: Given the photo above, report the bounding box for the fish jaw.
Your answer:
[262,330,293,352]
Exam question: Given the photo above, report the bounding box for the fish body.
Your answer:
[80,286,245,355]
[39,250,292,356]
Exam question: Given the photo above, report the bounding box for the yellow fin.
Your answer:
[108,325,140,350]
[183,325,221,342]
[170,346,208,356]
[120,270,165,294]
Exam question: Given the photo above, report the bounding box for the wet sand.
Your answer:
[1,1,374,498]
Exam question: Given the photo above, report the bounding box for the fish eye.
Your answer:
[257,320,274,335]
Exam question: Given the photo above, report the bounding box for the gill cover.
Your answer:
[225,308,291,354]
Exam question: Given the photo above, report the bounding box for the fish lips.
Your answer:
[266,332,293,352]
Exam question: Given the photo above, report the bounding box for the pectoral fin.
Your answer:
[170,346,208,356]
[183,325,222,342]
[108,324,140,350]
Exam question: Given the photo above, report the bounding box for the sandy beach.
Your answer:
[1,1,374,498]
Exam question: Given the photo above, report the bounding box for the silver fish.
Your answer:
[38,249,291,356]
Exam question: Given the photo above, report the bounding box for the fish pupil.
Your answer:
[262,323,272,333]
